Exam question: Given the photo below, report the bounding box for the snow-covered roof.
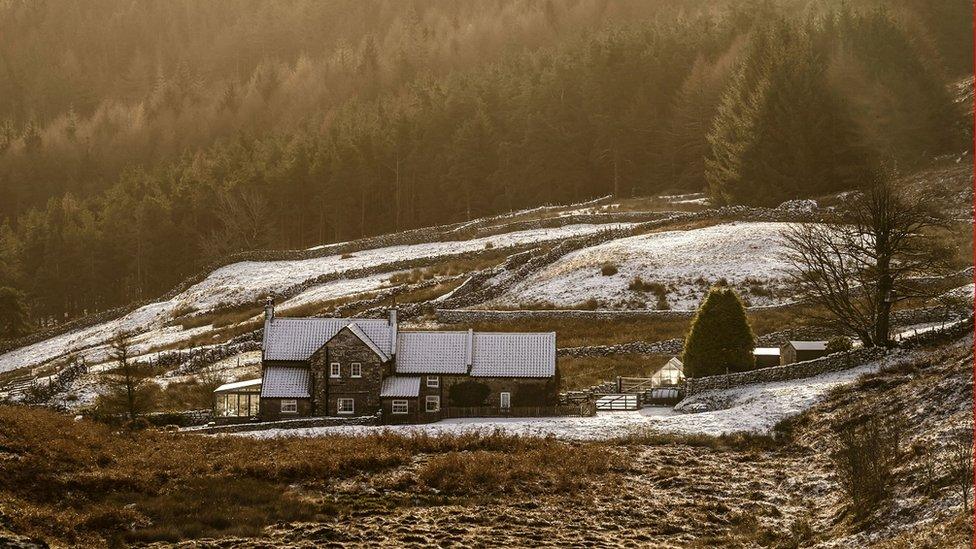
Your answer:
[753,347,781,356]
[395,331,470,374]
[343,323,391,362]
[470,332,556,378]
[263,317,394,361]
[788,341,828,351]
[394,330,556,377]
[214,378,262,393]
[260,366,310,398]
[380,376,421,398]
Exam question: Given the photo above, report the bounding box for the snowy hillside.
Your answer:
[0,222,630,374]
[493,222,798,310]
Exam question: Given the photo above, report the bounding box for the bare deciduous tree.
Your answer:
[783,170,951,347]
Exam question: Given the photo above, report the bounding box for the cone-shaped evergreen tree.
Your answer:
[682,287,755,377]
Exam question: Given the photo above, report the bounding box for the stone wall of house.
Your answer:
[441,376,557,408]
[380,397,423,424]
[308,347,330,416]
[259,397,313,421]
[324,329,385,417]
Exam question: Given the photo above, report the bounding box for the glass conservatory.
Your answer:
[213,378,262,418]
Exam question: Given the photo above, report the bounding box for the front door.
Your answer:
[500,392,511,410]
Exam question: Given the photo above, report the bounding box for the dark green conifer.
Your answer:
[682,286,755,377]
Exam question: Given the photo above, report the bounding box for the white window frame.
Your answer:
[500,392,511,410]
[426,375,439,388]
[350,362,362,378]
[330,362,340,378]
[391,400,409,415]
[425,395,440,413]
[337,398,355,415]
[281,399,298,413]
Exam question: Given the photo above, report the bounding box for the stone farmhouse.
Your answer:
[219,300,558,424]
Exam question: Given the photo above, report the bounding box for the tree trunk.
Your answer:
[874,256,893,347]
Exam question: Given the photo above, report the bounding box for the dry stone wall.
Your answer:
[189,414,378,434]
[558,338,685,358]
[684,347,889,395]
[684,317,972,395]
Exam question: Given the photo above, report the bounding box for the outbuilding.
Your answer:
[753,347,781,368]
[651,357,684,387]
[780,341,829,365]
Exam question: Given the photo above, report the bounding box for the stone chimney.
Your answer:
[388,308,398,356]
[264,295,275,322]
[465,328,474,373]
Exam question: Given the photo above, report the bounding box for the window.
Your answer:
[337,398,355,414]
[330,362,340,378]
[350,363,362,378]
[500,392,511,410]
[426,375,439,388]
[281,399,298,413]
[425,395,440,413]
[391,400,408,414]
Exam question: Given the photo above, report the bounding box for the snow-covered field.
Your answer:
[0,223,631,374]
[179,223,633,312]
[493,221,798,310]
[235,352,907,440]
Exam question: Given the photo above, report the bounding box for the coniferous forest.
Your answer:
[0,0,970,329]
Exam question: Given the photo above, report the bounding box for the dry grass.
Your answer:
[388,253,507,285]
[172,302,265,330]
[417,442,624,495]
[155,379,216,411]
[0,406,623,546]
[396,280,465,303]
[558,354,671,390]
[147,318,263,353]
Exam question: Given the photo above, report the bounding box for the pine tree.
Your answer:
[706,22,871,206]
[0,286,30,340]
[97,332,156,420]
[682,287,755,377]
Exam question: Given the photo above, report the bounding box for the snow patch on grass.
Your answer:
[494,221,799,310]
[237,353,903,441]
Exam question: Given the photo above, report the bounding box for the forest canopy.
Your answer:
[0,0,970,327]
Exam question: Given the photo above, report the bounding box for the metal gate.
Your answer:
[595,394,639,411]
